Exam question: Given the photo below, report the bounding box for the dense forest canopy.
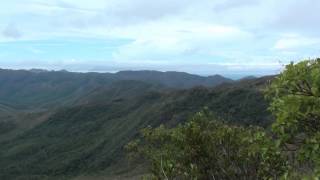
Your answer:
[127,59,320,179]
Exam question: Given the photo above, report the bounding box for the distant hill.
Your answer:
[0,69,233,109]
[238,75,257,81]
[27,69,50,73]
[0,75,273,179]
[0,69,112,109]
[116,70,233,88]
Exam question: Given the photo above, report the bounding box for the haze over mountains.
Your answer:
[0,68,272,179]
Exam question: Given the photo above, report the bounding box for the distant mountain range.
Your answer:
[0,68,274,179]
[115,70,233,88]
[0,69,233,109]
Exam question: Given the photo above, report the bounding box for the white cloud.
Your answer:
[110,20,252,62]
[274,34,320,50]
[0,0,320,75]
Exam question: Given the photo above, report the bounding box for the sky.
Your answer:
[0,0,320,77]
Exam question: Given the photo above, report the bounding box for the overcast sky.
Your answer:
[0,0,319,77]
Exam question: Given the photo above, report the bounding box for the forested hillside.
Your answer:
[127,59,320,179]
[0,70,270,179]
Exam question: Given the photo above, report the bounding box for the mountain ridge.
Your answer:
[0,69,233,109]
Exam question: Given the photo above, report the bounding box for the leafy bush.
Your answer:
[126,110,287,180]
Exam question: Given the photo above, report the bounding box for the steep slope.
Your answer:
[0,104,17,121]
[0,104,19,136]
[0,76,272,179]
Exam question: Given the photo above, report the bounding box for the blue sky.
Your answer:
[1,0,320,77]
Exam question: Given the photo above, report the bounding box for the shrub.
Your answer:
[126,110,287,180]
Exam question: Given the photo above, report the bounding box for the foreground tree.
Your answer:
[266,58,320,177]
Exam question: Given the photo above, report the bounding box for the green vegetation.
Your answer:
[1,59,318,179]
[126,110,286,180]
[127,59,320,179]
[266,58,320,178]
[0,74,269,179]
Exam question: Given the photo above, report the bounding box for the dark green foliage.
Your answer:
[127,110,287,180]
[0,81,163,179]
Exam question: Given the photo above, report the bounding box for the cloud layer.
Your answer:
[0,0,319,77]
